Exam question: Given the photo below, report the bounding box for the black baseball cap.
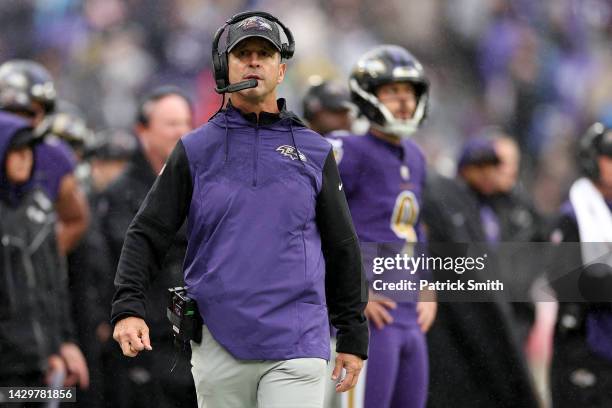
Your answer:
[226,15,282,53]
[303,80,353,121]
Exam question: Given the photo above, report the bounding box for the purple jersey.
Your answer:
[330,132,427,327]
[330,132,426,243]
[30,138,76,202]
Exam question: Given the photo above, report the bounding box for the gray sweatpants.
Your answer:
[191,326,327,408]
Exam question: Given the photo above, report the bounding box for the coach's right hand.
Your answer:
[113,316,153,357]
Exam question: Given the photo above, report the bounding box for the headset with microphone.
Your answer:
[211,11,295,94]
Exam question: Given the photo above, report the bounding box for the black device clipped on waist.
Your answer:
[167,287,203,346]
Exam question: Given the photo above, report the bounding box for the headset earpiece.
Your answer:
[281,43,294,60]
[212,53,226,90]
[211,25,229,91]
[218,53,228,87]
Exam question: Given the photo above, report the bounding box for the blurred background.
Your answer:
[1,0,610,214]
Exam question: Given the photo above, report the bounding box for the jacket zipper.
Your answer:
[253,121,260,187]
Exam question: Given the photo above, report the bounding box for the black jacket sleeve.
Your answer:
[110,141,193,325]
[316,150,369,359]
[58,253,77,344]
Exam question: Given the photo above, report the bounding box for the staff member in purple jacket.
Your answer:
[330,45,437,408]
[111,11,368,408]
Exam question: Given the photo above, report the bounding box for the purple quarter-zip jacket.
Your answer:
[111,100,369,361]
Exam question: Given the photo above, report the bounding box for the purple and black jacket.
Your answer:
[111,100,369,361]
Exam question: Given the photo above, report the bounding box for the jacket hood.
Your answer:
[206,98,311,167]
[0,111,35,204]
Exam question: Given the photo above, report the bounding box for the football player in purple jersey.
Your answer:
[330,45,436,408]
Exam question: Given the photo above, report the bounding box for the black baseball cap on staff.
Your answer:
[225,15,283,54]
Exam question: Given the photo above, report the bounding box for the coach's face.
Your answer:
[228,38,286,102]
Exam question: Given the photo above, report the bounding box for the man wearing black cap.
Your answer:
[303,78,354,136]
[111,11,368,408]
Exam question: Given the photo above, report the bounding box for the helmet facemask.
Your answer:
[350,77,428,138]
[349,45,429,139]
